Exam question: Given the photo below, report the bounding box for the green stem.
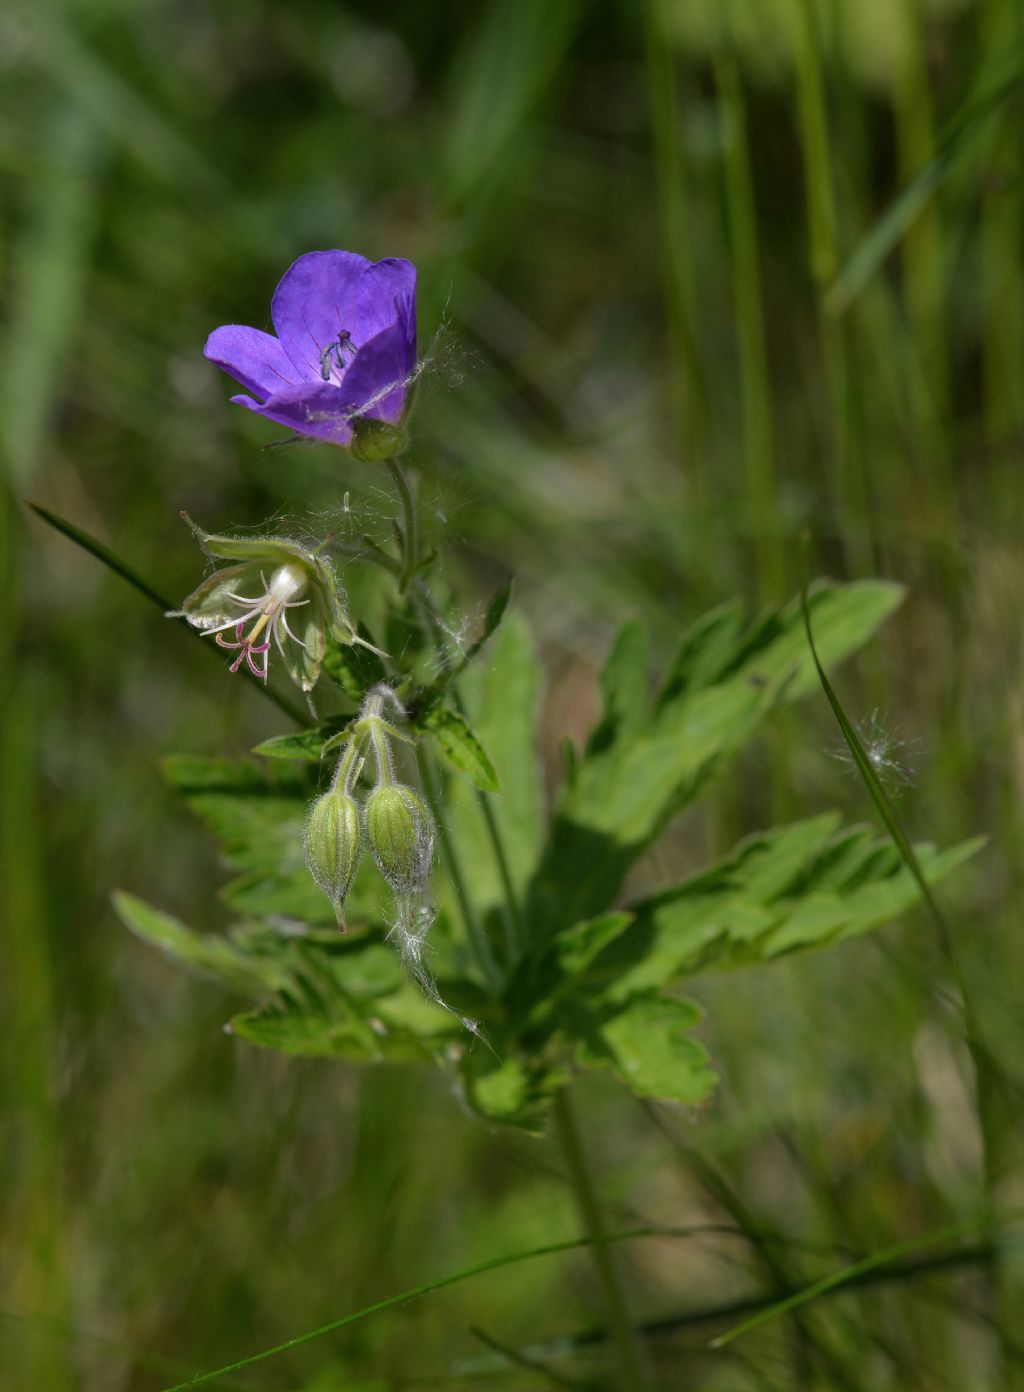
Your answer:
[473,787,525,959]
[712,37,782,599]
[552,1090,654,1392]
[385,456,419,591]
[644,0,706,476]
[330,734,365,794]
[791,0,874,572]
[415,744,501,990]
[412,581,526,963]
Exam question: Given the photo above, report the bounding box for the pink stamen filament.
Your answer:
[208,591,311,682]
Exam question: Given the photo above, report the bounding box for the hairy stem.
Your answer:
[412,581,526,964]
[415,744,501,989]
[385,456,419,591]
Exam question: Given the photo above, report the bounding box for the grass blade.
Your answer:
[0,101,104,489]
[159,1226,687,1390]
[710,1214,1023,1349]
[29,503,305,725]
[799,551,955,938]
[826,59,1023,315]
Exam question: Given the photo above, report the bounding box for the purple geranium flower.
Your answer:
[204,250,417,449]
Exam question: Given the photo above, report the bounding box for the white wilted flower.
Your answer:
[169,515,384,691]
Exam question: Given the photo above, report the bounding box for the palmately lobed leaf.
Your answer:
[115,885,466,1062]
[549,818,983,1002]
[527,581,906,934]
[577,993,718,1106]
[586,618,649,756]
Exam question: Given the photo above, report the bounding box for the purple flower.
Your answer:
[204,250,417,450]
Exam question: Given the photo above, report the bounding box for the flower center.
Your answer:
[214,563,311,680]
[267,563,308,607]
[319,330,357,383]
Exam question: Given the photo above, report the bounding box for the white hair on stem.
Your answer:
[387,892,493,1052]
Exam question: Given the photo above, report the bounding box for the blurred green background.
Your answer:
[3,0,1024,1387]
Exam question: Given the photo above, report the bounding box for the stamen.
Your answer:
[281,612,308,648]
[318,332,357,381]
[216,623,246,650]
[203,609,261,638]
[273,622,289,668]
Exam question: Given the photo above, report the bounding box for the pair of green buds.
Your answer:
[304,686,435,927]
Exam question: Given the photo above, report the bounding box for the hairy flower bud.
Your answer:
[305,788,362,927]
[364,783,435,893]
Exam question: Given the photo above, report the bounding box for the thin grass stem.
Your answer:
[552,1090,655,1392]
[712,37,782,598]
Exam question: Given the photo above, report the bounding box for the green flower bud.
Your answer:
[350,416,409,463]
[364,783,435,893]
[304,788,363,928]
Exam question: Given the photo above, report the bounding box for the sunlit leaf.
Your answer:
[586,618,649,756]
[442,614,545,917]
[421,706,501,792]
[530,581,904,934]
[551,817,982,1001]
[577,993,717,1106]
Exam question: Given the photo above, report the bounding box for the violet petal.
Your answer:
[270,250,373,380]
[337,306,417,424]
[344,258,417,352]
[230,383,355,446]
[204,325,301,399]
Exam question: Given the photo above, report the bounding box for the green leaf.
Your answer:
[656,599,746,709]
[461,1051,568,1132]
[229,989,380,1057]
[229,965,461,1062]
[587,619,649,756]
[162,754,312,876]
[442,613,545,916]
[826,63,1022,315]
[160,753,392,928]
[112,892,286,996]
[798,560,972,960]
[529,581,904,934]
[421,706,501,792]
[555,817,983,1001]
[473,581,513,655]
[578,994,717,1105]
[254,716,355,763]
